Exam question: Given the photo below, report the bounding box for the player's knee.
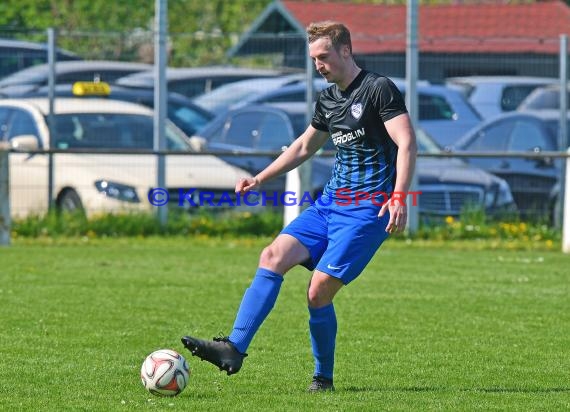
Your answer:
[258,245,282,271]
[306,284,331,308]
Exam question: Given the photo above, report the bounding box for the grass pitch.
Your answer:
[0,237,568,411]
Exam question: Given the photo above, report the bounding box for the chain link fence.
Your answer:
[0,23,569,249]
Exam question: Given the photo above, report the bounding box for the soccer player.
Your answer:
[182,21,417,392]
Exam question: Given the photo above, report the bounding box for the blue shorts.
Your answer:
[280,195,390,284]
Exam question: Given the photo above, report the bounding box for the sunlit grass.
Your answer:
[0,237,568,411]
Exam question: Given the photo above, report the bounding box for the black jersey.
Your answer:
[312,70,407,199]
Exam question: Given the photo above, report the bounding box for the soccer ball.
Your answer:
[140,349,190,397]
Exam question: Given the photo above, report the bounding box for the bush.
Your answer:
[11,209,561,250]
[11,210,283,239]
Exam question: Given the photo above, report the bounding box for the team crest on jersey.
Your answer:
[351,103,363,119]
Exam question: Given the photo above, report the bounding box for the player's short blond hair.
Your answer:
[306,21,353,54]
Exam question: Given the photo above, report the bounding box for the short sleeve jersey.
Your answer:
[312,70,407,199]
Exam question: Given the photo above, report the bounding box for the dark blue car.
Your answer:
[452,109,569,221]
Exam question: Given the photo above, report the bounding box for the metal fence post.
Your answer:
[0,143,11,246]
[563,148,570,253]
[154,0,168,228]
[558,34,568,229]
[406,0,419,236]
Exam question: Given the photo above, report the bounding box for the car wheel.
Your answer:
[57,189,84,214]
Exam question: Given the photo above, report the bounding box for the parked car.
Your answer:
[0,38,81,80]
[451,109,569,221]
[414,128,516,220]
[0,97,252,217]
[189,104,334,199]
[517,84,570,111]
[192,73,309,112]
[14,82,214,137]
[0,60,153,96]
[393,80,483,148]
[190,103,516,218]
[446,76,558,119]
[115,66,286,99]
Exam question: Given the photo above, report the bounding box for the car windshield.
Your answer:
[0,67,47,87]
[193,75,308,112]
[193,83,271,112]
[520,88,569,110]
[545,119,570,145]
[168,102,212,135]
[51,113,192,151]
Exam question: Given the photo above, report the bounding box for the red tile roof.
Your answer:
[282,0,570,54]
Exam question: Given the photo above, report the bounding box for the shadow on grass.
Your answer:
[344,386,570,394]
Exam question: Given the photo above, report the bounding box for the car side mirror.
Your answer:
[187,136,207,152]
[10,135,39,151]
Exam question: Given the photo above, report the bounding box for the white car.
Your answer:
[446,76,558,119]
[0,97,251,217]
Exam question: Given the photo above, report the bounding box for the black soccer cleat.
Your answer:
[308,375,335,392]
[181,335,247,375]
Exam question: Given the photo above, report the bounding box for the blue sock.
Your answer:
[309,303,337,380]
[228,268,284,354]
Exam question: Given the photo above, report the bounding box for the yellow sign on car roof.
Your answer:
[72,81,111,96]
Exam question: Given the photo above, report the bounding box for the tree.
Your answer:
[0,0,272,65]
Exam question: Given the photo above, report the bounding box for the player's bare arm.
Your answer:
[235,126,330,195]
[379,113,417,233]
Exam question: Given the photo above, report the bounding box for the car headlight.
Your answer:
[95,180,140,203]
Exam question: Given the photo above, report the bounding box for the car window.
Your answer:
[217,112,292,150]
[193,84,259,111]
[8,109,40,141]
[402,92,455,121]
[255,113,293,150]
[501,85,540,112]
[168,103,212,136]
[288,113,309,137]
[419,94,455,121]
[0,108,12,140]
[264,91,306,103]
[0,47,78,79]
[169,79,207,98]
[508,120,548,151]
[464,120,512,151]
[545,120,569,150]
[0,52,45,79]
[52,113,190,151]
[520,88,570,110]
[223,112,261,147]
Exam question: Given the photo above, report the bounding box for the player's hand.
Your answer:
[379,198,407,234]
[235,177,260,195]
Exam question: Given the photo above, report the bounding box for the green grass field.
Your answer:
[1,237,569,411]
